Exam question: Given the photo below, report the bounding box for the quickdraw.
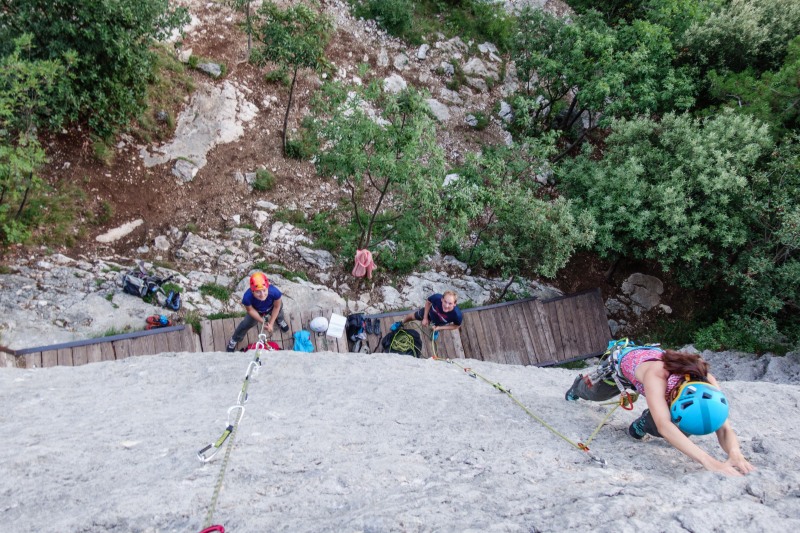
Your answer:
[196,330,273,532]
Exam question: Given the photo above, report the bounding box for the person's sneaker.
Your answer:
[629,411,648,440]
[564,374,583,401]
[390,321,402,332]
[278,318,290,333]
[226,339,237,353]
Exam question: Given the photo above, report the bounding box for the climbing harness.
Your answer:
[196,328,275,532]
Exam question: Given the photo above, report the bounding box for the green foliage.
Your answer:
[264,68,290,85]
[252,169,276,191]
[468,111,489,130]
[199,283,232,302]
[354,0,414,38]
[251,1,332,155]
[311,84,446,273]
[184,310,202,334]
[559,110,773,287]
[350,0,513,50]
[0,35,61,244]
[162,282,183,295]
[208,311,245,320]
[706,36,800,140]
[682,0,800,74]
[444,141,595,279]
[0,0,189,137]
[510,8,695,138]
[568,0,721,37]
[694,317,787,355]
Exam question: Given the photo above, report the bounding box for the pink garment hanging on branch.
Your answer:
[352,249,376,279]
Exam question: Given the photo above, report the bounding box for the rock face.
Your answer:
[139,80,258,177]
[606,273,668,336]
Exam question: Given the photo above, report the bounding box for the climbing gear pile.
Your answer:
[196,329,275,532]
[145,314,172,329]
[121,260,182,311]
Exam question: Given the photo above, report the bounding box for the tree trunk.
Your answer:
[246,2,252,53]
[15,185,31,219]
[282,66,299,155]
[497,274,516,302]
[604,256,621,283]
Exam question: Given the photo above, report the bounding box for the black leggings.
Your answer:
[569,374,662,438]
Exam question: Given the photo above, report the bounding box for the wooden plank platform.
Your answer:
[0,290,610,369]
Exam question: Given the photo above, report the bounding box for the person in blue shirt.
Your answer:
[391,291,463,340]
[226,272,289,352]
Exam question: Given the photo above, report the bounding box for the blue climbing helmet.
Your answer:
[670,380,729,435]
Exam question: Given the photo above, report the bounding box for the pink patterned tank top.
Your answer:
[619,348,682,399]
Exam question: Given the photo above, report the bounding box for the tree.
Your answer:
[510,8,695,157]
[0,0,189,137]
[443,141,595,296]
[312,84,446,272]
[251,1,332,155]
[558,110,774,289]
[707,35,800,140]
[0,35,65,243]
[682,0,800,74]
[224,0,256,54]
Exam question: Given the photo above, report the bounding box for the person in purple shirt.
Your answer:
[391,291,463,340]
[226,272,289,352]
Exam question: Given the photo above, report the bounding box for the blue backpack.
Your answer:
[293,330,314,353]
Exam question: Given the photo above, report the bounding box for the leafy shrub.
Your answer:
[682,0,800,74]
[199,283,232,302]
[693,317,786,354]
[355,0,414,38]
[252,169,276,191]
[0,1,189,137]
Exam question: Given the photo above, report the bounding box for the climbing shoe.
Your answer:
[565,375,583,402]
[226,339,237,353]
[278,318,290,333]
[629,411,648,440]
[372,319,381,336]
[390,321,402,332]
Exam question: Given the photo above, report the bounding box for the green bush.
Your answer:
[356,0,414,38]
[693,318,786,355]
[252,169,276,191]
[199,283,231,302]
[0,1,189,137]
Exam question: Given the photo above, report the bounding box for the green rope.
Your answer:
[438,356,609,465]
[389,329,421,357]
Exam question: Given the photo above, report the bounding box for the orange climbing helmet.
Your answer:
[250,272,269,292]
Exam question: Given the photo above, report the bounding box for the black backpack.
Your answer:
[346,313,365,342]
[120,264,181,311]
[381,328,422,357]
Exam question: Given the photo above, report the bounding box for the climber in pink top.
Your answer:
[565,347,755,476]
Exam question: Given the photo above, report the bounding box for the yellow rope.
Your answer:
[434,353,619,465]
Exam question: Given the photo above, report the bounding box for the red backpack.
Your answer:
[244,341,281,352]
